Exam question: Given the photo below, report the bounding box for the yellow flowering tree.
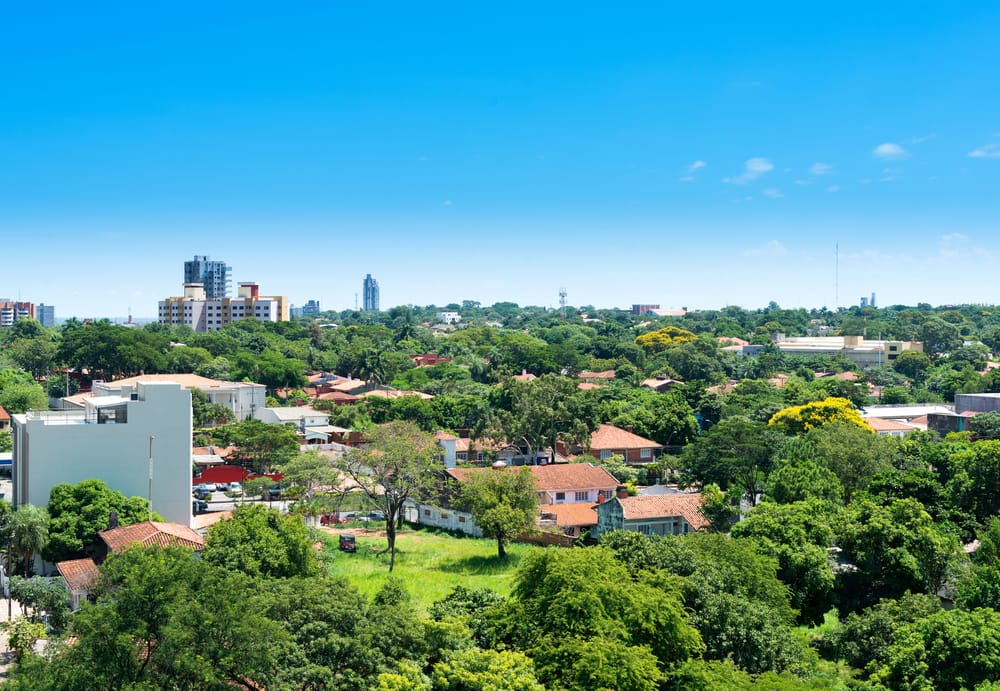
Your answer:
[768,397,872,437]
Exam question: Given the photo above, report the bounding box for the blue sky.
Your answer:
[2,2,1000,319]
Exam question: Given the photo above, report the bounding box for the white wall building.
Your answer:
[11,382,193,525]
[436,311,461,324]
[60,374,265,422]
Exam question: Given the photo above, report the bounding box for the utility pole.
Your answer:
[148,436,155,521]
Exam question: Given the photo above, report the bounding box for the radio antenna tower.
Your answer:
[559,288,568,318]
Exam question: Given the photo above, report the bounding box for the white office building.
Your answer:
[11,381,193,525]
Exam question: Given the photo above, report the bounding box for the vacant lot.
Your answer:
[319,525,537,612]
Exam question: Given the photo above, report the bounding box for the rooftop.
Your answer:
[447,463,618,492]
[617,493,708,530]
[100,521,205,553]
[56,557,100,592]
[590,424,662,450]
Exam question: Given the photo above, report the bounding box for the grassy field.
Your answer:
[318,525,538,613]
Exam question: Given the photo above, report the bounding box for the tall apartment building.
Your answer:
[0,301,35,327]
[363,274,380,312]
[183,255,231,299]
[37,304,55,328]
[158,282,289,332]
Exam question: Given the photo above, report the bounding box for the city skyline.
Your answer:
[3,3,1000,318]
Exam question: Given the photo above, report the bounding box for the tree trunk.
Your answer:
[497,537,506,559]
[387,517,397,572]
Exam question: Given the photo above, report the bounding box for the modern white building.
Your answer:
[11,381,193,525]
[59,373,265,421]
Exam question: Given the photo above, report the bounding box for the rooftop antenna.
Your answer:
[559,287,567,318]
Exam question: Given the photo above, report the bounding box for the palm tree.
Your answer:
[11,505,49,577]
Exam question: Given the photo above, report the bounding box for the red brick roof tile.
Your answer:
[447,463,618,492]
[99,521,204,553]
[56,558,100,592]
[590,424,662,451]
[617,493,708,531]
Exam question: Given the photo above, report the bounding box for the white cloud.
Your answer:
[762,188,784,199]
[873,142,909,160]
[688,160,707,172]
[723,157,774,184]
[939,233,968,257]
[809,162,833,176]
[910,133,936,144]
[826,185,840,193]
[969,142,1000,158]
[743,240,789,257]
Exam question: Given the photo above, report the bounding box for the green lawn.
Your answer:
[319,525,538,613]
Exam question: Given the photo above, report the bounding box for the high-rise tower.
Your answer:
[184,255,231,299]
[362,274,380,312]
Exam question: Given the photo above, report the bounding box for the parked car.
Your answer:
[368,511,386,521]
[227,482,242,494]
[192,488,211,500]
[320,512,348,525]
[267,484,283,499]
[192,499,209,515]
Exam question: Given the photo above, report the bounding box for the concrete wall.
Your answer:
[13,382,192,525]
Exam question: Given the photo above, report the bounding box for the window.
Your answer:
[423,509,431,517]
[458,516,466,523]
[441,513,449,519]
[640,448,652,459]
[456,452,467,460]
[555,492,566,501]
[575,491,589,501]
[599,449,611,460]
[476,452,484,461]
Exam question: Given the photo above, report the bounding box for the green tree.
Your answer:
[805,423,896,501]
[482,373,591,464]
[337,421,442,571]
[919,318,963,357]
[5,337,57,379]
[680,416,783,505]
[872,607,1000,691]
[203,504,317,578]
[893,349,933,382]
[837,497,964,610]
[763,457,843,505]
[970,411,1000,440]
[458,466,539,558]
[430,649,544,691]
[11,505,49,576]
[731,500,837,624]
[44,479,152,563]
[277,447,338,499]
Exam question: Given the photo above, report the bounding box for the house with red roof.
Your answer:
[594,491,708,540]
[577,423,664,464]
[446,463,618,506]
[0,405,9,431]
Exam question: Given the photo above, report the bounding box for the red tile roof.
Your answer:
[447,463,618,492]
[618,493,708,531]
[866,417,914,432]
[0,406,9,422]
[541,503,598,527]
[56,558,100,592]
[99,521,205,553]
[578,370,616,380]
[590,424,661,451]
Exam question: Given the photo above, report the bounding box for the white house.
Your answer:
[59,374,266,422]
[254,406,329,429]
[11,381,193,525]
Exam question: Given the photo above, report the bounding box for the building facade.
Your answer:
[0,301,35,327]
[183,255,231,299]
[36,304,55,328]
[363,274,379,311]
[158,282,288,332]
[11,381,193,525]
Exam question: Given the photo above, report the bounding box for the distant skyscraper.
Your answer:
[37,304,55,328]
[184,255,231,299]
[362,274,379,311]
